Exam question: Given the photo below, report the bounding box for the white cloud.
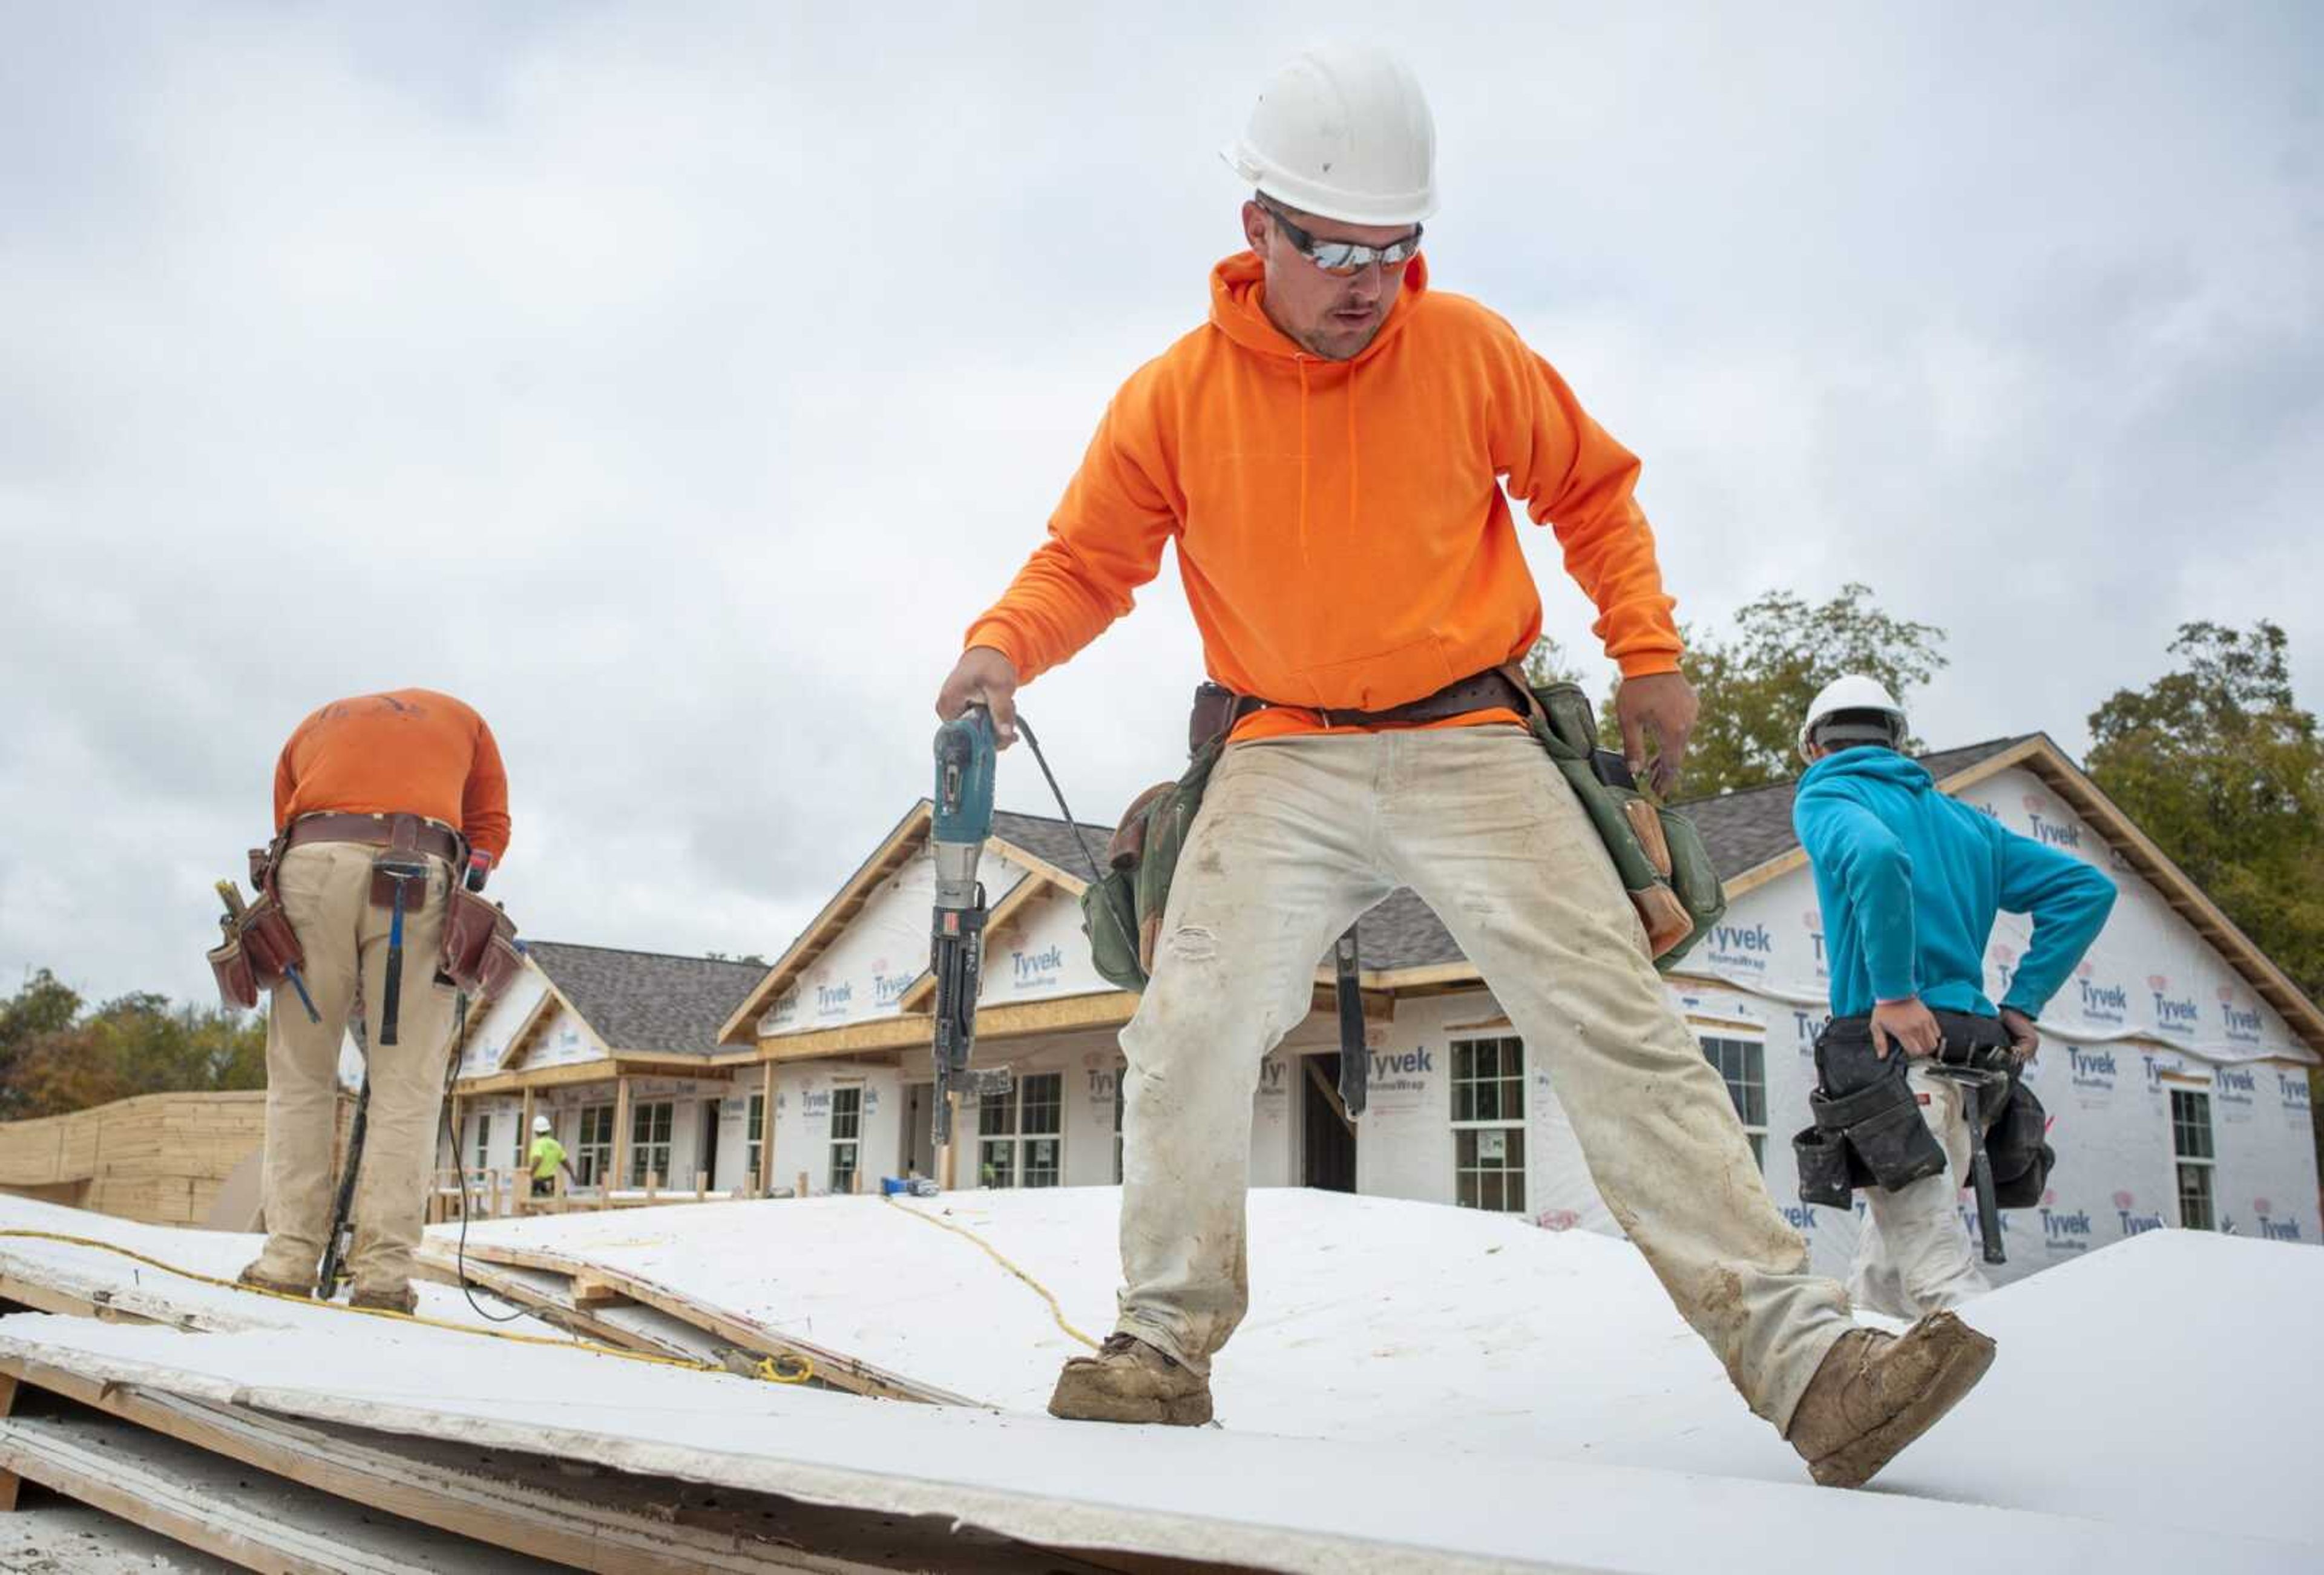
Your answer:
[2,2,2318,1005]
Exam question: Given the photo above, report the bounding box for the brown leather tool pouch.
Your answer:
[208,932,260,1012]
[238,895,306,990]
[441,886,520,993]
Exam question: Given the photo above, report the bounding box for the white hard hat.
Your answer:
[1223,44,1439,226]
[1799,675,1909,762]
[532,1114,551,1133]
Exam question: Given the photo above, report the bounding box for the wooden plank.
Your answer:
[759,1060,777,1197]
[439,1240,965,1406]
[2,1354,1124,1575]
[0,1406,566,1573]
[612,1076,632,1197]
[762,989,1140,1062]
[570,1275,632,1309]
[0,1373,16,1513]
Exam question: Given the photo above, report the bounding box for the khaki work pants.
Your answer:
[247,841,457,1297]
[1848,1066,1993,1319]
[1114,727,1854,1429]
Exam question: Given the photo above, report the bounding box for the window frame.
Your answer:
[1449,1035,1527,1214]
[746,1092,766,1189]
[471,1111,491,1174]
[627,1099,674,1188]
[2171,1087,2216,1231]
[574,1102,614,1186]
[1699,1033,1770,1171]
[977,1071,1066,1190]
[829,1085,862,1195]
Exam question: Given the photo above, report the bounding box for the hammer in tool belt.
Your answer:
[373,856,432,1046]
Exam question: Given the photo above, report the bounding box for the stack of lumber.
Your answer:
[0,1091,352,1228]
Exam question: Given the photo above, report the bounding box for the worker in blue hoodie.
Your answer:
[1792,677,2115,1318]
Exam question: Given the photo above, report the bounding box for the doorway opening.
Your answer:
[1300,1052,1357,1192]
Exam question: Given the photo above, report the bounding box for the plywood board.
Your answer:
[0,1403,571,1573]
[2,1353,1077,1575]
[428,1190,2324,1560]
[0,1298,2297,1575]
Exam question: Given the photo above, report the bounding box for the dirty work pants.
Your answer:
[1114,727,1854,1430]
[248,841,456,1297]
[1848,1065,1992,1319]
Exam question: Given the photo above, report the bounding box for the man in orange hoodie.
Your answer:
[237,688,510,1314]
[936,47,1993,1487]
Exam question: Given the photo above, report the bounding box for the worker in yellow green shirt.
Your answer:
[527,1114,578,1198]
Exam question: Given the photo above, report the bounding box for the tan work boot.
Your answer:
[349,1284,419,1316]
[1048,1333,1213,1425]
[1786,1312,1996,1488]
[236,1262,314,1298]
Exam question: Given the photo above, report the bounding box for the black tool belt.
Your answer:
[1188,667,1531,756]
[1794,1008,2053,1208]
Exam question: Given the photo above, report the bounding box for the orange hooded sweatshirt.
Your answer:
[965,253,1682,740]
[274,689,511,860]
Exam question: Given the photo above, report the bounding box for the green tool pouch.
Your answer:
[1081,741,1224,993]
[1517,676,1725,970]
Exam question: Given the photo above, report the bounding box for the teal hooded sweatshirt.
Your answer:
[1792,748,2116,1019]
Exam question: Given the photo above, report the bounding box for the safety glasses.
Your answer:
[1258,197,1422,275]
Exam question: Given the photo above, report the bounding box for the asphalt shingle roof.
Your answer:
[991,738,2032,975]
[522,941,766,1059]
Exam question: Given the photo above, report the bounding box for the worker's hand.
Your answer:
[2000,1007,2040,1063]
[1615,671,1698,799]
[1869,996,1944,1060]
[936,645,1020,747]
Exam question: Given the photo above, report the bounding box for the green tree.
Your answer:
[1521,634,1586,690]
[2086,620,2324,1181]
[0,969,82,1119]
[0,973,268,1120]
[1672,583,1948,798]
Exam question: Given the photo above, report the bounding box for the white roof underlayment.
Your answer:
[0,1193,543,1335]
[2,1191,2316,1571]
[424,1189,2324,1558]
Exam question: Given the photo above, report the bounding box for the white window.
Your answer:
[575,1103,614,1186]
[979,1073,1063,1189]
[2171,1088,2216,1231]
[1700,1035,1768,1170]
[471,1113,491,1172]
[746,1093,766,1188]
[829,1087,862,1194]
[1450,1036,1526,1213]
[628,1100,674,1188]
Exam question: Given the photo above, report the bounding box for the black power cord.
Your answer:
[439,993,530,1324]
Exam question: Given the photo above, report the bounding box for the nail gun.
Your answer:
[930,706,1014,1148]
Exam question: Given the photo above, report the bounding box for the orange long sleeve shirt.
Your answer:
[967,253,1682,740]
[273,689,511,860]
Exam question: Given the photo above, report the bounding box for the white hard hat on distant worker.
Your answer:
[533,1114,551,1134]
[1222,44,1439,225]
[1799,675,1909,762]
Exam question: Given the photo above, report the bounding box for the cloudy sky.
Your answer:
[4,2,2318,1008]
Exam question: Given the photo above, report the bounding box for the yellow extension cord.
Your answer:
[0,1229,813,1386]
[882,1197,1100,1350]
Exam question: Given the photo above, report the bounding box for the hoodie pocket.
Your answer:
[1289,634,1460,712]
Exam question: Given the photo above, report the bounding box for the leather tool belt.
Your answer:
[1187,668,1531,755]
[286,812,463,864]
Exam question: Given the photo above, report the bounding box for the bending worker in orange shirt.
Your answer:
[238,688,510,1314]
[935,45,1994,1488]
